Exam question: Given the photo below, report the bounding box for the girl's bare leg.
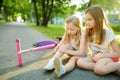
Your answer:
[52,44,72,60]
[94,58,120,75]
[52,51,64,60]
[65,56,80,72]
[52,44,72,61]
[77,57,95,70]
[43,44,67,70]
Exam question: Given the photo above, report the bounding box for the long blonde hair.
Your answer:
[64,15,82,47]
[85,5,112,45]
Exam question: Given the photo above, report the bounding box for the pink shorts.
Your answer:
[111,58,119,62]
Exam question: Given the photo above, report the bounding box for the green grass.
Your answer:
[27,22,120,47]
[110,24,120,47]
[0,20,5,24]
[27,22,65,41]
[111,24,120,35]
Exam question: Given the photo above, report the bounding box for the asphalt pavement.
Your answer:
[0,22,119,80]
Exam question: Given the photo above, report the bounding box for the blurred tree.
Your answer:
[1,0,119,26]
[1,0,30,22]
[88,0,92,7]
[88,0,120,10]
[41,0,53,26]
[41,0,71,27]
[0,0,3,13]
[78,0,120,11]
[51,0,75,18]
[32,0,39,25]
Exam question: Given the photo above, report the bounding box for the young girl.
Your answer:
[77,5,120,76]
[43,15,86,77]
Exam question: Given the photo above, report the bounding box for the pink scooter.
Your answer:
[16,38,58,67]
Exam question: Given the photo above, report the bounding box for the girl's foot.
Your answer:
[54,57,65,77]
[43,60,54,70]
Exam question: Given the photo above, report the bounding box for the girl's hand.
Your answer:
[54,45,60,51]
[92,53,103,62]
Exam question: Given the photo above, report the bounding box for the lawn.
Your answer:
[27,22,65,41]
[27,22,120,47]
[0,20,5,24]
[111,24,120,47]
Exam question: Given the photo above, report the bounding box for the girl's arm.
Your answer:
[54,33,66,51]
[93,39,120,62]
[66,36,87,56]
[103,39,120,58]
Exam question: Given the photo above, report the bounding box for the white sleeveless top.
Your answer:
[89,28,115,53]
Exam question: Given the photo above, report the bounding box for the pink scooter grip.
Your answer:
[32,44,56,52]
[16,38,21,52]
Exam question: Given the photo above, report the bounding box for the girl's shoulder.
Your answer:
[105,28,114,36]
[104,28,115,43]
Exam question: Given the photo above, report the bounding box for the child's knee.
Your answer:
[71,56,78,60]
[76,58,84,67]
[94,65,108,75]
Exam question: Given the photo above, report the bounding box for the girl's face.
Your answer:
[85,12,95,29]
[66,23,78,36]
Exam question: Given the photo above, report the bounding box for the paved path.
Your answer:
[0,22,119,80]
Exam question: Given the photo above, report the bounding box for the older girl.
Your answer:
[77,5,120,76]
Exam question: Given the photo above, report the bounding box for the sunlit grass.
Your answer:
[111,24,119,33]
[111,24,120,47]
[116,35,120,47]
[27,22,65,41]
[0,20,5,24]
